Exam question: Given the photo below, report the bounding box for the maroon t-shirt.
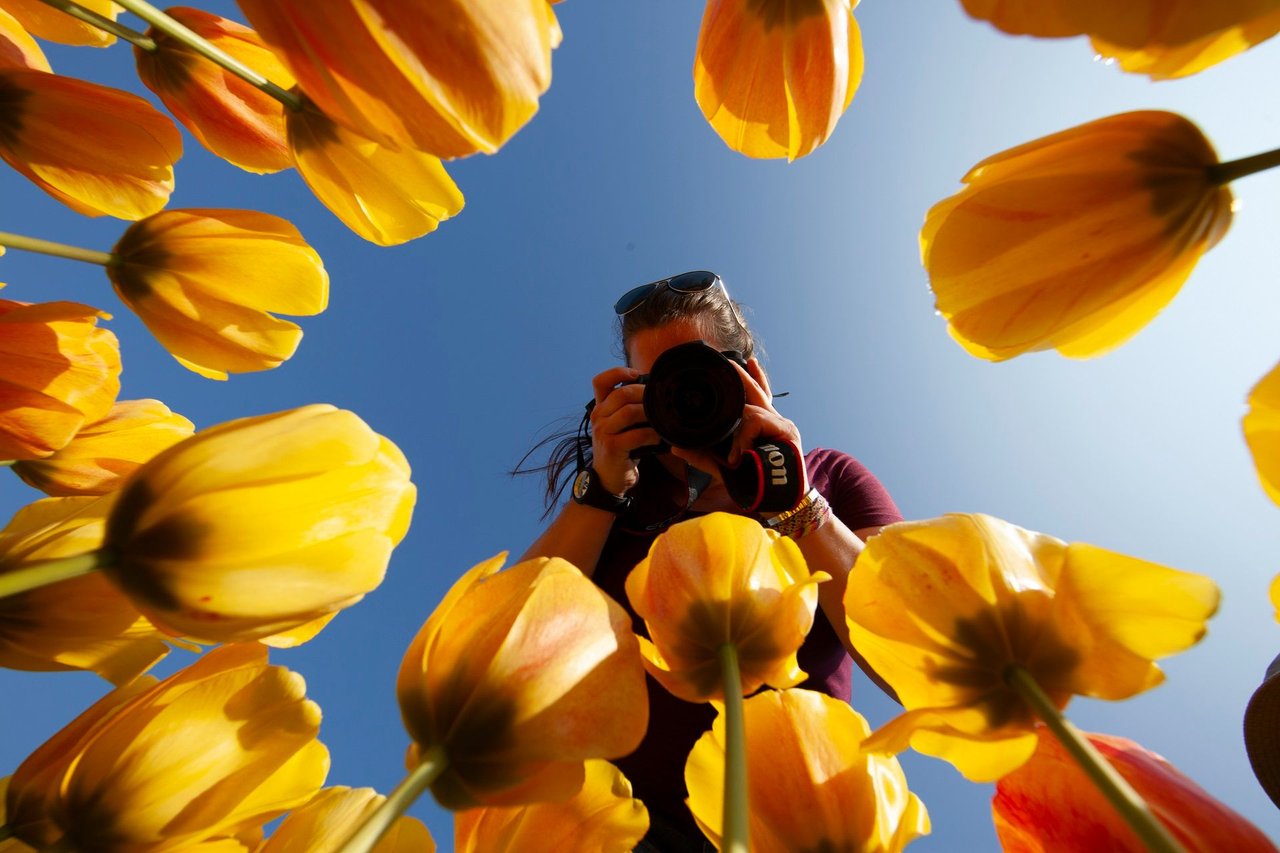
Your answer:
[591,447,902,841]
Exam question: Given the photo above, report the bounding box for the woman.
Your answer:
[520,270,901,851]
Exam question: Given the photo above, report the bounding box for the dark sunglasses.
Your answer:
[613,270,726,316]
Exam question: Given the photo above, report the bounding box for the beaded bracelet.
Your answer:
[763,487,832,540]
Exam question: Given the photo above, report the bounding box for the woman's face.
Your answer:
[626,318,722,374]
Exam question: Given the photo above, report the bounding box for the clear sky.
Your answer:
[3,1,1280,849]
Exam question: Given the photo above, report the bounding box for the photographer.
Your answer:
[519,271,901,851]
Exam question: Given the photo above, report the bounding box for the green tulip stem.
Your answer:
[718,643,749,853]
[0,551,107,600]
[1005,666,1187,853]
[0,232,114,267]
[33,0,156,50]
[112,0,303,111]
[0,460,14,468]
[337,744,446,853]
[1210,145,1280,185]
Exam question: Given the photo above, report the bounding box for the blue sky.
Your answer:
[3,1,1280,848]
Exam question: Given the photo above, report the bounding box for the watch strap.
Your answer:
[572,467,632,513]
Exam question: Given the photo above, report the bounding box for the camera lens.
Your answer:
[643,341,744,450]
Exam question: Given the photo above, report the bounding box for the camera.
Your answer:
[625,340,805,514]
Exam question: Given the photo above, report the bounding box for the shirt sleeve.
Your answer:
[806,447,903,531]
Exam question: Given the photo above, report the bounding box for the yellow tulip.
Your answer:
[694,0,863,160]
[0,299,120,460]
[13,400,194,496]
[625,512,826,703]
[397,554,648,810]
[237,0,557,158]
[107,208,329,379]
[8,644,329,852]
[258,787,434,853]
[923,111,1233,361]
[0,0,119,47]
[0,69,181,219]
[0,495,168,683]
[993,727,1276,852]
[846,513,1219,781]
[287,100,465,246]
[960,0,1280,79]
[101,404,415,645]
[1244,359,1280,507]
[686,689,929,852]
[135,7,295,174]
[0,6,50,71]
[454,760,648,853]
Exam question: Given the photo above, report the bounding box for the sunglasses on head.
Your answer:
[613,270,726,316]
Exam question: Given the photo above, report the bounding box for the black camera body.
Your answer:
[625,340,805,514]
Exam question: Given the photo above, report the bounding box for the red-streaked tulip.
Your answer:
[0,69,181,219]
[107,208,329,379]
[454,760,648,853]
[135,6,294,173]
[625,512,825,703]
[287,101,464,246]
[0,0,119,47]
[0,299,120,460]
[258,786,435,853]
[0,496,167,683]
[7,644,329,852]
[102,404,414,645]
[847,513,1219,781]
[397,554,648,810]
[993,727,1277,852]
[686,689,930,851]
[0,6,49,71]
[237,0,557,158]
[923,111,1232,360]
[13,399,194,496]
[694,0,863,160]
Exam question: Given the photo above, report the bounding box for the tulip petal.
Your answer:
[0,0,118,46]
[0,7,49,71]
[1245,359,1280,507]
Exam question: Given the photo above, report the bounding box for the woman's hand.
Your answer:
[589,366,662,496]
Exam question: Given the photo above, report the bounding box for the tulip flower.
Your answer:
[685,689,929,852]
[993,727,1276,852]
[846,513,1219,782]
[237,0,557,158]
[6,643,329,852]
[1244,358,1280,507]
[287,101,465,246]
[0,299,120,460]
[0,6,50,71]
[454,760,648,853]
[0,0,119,47]
[960,0,1280,79]
[0,69,181,219]
[89,404,413,645]
[0,496,168,683]
[391,554,647,816]
[693,0,863,160]
[259,787,434,853]
[134,6,294,173]
[107,208,329,379]
[923,111,1235,361]
[13,400,194,496]
[0,777,35,853]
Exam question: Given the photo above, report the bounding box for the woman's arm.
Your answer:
[518,501,616,576]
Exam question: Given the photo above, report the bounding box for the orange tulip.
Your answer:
[259,787,435,852]
[960,0,1280,79]
[0,0,119,47]
[0,6,50,71]
[454,760,648,853]
[135,6,294,174]
[625,512,825,703]
[923,111,1232,360]
[107,208,329,379]
[993,727,1276,852]
[13,399,194,496]
[0,69,181,219]
[0,299,120,460]
[397,554,648,810]
[694,0,863,160]
[0,495,168,683]
[238,0,557,158]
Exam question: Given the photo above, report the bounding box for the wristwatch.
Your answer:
[572,467,632,513]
